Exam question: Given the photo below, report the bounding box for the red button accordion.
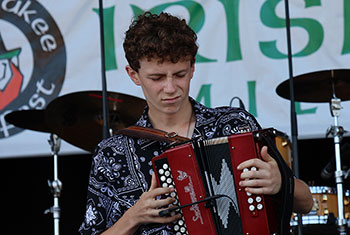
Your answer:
[152,129,280,235]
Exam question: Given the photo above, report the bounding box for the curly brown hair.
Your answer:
[123,12,198,71]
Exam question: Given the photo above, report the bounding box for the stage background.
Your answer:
[1,0,350,158]
[1,1,350,234]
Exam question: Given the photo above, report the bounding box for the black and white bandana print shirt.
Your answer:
[79,97,261,235]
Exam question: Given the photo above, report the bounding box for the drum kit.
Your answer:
[3,69,350,234]
[276,69,350,234]
[5,90,146,235]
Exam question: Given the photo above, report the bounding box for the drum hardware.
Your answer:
[344,168,350,180]
[277,69,350,234]
[44,134,62,235]
[291,187,350,227]
[5,91,146,153]
[272,129,293,169]
[5,110,62,234]
[312,198,319,212]
[44,91,146,152]
[328,96,347,230]
[276,69,350,103]
[4,91,146,235]
[4,109,52,133]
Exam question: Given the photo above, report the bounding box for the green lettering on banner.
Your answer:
[295,102,317,114]
[342,0,350,54]
[259,0,323,59]
[130,1,217,63]
[93,6,118,71]
[247,81,257,117]
[196,84,211,107]
[218,0,242,61]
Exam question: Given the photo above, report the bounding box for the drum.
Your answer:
[290,186,350,226]
[273,130,293,169]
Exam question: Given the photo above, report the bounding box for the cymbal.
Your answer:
[276,69,350,103]
[5,110,52,133]
[45,91,146,152]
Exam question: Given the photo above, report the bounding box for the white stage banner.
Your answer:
[1,0,349,158]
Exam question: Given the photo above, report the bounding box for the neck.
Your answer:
[148,102,194,138]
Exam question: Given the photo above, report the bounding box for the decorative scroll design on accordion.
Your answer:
[152,128,280,235]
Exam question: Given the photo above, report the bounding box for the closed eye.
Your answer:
[175,73,186,78]
[149,76,162,81]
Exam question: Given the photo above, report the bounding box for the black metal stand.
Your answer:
[282,1,303,234]
[98,0,110,139]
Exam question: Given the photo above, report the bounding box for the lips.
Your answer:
[162,96,180,103]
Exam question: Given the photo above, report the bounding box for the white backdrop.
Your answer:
[1,0,349,158]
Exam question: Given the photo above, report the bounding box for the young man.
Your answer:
[79,12,313,235]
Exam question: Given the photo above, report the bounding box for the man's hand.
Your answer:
[124,173,181,226]
[237,146,281,195]
[102,173,181,235]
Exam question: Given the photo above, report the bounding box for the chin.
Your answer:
[162,106,181,115]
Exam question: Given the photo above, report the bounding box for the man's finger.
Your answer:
[149,172,158,191]
[260,146,273,162]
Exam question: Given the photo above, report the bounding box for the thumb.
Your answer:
[149,172,158,191]
[260,146,273,162]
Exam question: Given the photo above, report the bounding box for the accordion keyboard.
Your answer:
[156,158,189,235]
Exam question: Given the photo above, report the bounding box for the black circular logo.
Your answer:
[0,0,66,138]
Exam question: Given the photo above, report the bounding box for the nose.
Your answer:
[163,77,176,93]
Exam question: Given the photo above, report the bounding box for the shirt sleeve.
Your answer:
[79,144,110,234]
[79,142,129,234]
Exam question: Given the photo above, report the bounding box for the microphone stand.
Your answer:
[98,0,110,139]
[282,1,303,234]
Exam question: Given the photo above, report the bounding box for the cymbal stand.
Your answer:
[328,96,347,234]
[44,134,62,235]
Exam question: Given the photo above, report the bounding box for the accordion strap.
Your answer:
[261,134,294,235]
[116,126,190,144]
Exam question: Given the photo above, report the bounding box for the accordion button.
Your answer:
[159,169,164,174]
[243,168,249,172]
[162,183,168,187]
[246,192,252,196]
[180,227,186,233]
[165,171,170,176]
[166,178,172,184]
[257,204,263,210]
[248,198,254,204]
[178,220,184,225]
[256,196,262,203]
[163,164,169,169]
[174,225,180,231]
[160,176,166,182]
[249,205,255,211]
[171,192,176,198]
[251,167,257,171]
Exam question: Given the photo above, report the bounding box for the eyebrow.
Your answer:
[147,69,189,76]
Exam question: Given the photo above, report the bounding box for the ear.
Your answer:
[126,65,141,86]
[190,62,195,79]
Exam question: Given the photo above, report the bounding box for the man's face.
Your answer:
[127,58,194,117]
